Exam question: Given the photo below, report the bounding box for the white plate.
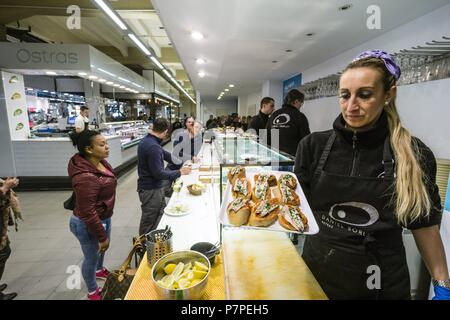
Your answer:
[164,203,191,216]
[219,168,319,235]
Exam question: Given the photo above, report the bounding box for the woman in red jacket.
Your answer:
[68,130,117,300]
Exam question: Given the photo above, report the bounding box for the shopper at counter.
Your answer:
[68,130,117,300]
[249,97,275,136]
[137,118,191,235]
[294,50,449,300]
[267,89,310,157]
[0,177,20,300]
[75,106,90,133]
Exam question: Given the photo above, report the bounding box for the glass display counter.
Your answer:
[101,120,149,149]
[212,136,294,201]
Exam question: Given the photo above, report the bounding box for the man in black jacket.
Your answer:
[266,89,310,157]
[248,97,275,136]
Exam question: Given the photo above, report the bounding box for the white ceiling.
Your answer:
[152,0,450,99]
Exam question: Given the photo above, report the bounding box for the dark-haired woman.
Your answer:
[68,130,117,300]
[295,50,449,300]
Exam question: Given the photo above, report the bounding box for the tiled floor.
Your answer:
[3,143,304,300]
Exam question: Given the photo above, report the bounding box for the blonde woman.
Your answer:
[294,50,449,299]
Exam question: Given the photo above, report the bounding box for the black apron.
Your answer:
[82,119,89,132]
[302,131,411,300]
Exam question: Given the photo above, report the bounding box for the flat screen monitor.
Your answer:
[67,116,76,125]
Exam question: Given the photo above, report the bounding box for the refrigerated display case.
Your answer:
[101,120,149,149]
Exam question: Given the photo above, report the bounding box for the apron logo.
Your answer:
[273,113,290,125]
[329,202,380,227]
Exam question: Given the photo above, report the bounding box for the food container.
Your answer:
[190,242,220,265]
[151,250,211,300]
[146,228,173,266]
[187,184,202,196]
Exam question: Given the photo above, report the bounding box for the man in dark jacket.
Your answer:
[266,89,310,157]
[249,97,275,136]
[137,118,191,235]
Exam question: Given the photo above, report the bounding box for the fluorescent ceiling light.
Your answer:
[163,69,172,78]
[46,71,57,75]
[97,68,116,77]
[106,81,114,85]
[229,84,235,88]
[118,77,131,83]
[196,58,205,64]
[88,75,98,80]
[150,56,164,70]
[220,91,224,95]
[128,33,151,56]
[224,88,229,92]
[198,71,205,78]
[78,72,87,76]
[113,84,120,87]
[98,78,106,83]
[64,93,69,96]
[191,31,204,40]
[94,0,127,30]
[119,85,125,89]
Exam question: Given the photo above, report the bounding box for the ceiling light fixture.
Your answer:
[106,81,114,85]
[88,75,98,80]
[98,78,106,83]
[128,33,151,56]
[196,58,205,64]
[229,84,234,88]
[163,69,173,78]
[224,89,229,92]
[119,85,125,89]
[94,0,127,30]
[78,72,87,76]
[150,56,164,70]
[113,84,120,87]
[198,71,205,78]
[46,71,57,75]
[191,31,204,40]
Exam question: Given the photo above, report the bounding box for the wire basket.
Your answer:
[146,227,173,266]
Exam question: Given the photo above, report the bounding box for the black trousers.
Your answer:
[138,188,166,236]
[0,243,11,282]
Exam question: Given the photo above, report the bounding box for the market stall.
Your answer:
[125,140,327,300]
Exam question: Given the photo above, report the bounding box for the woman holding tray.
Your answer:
[294,50,449,300]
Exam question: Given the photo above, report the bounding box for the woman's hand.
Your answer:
[433,285,450,300]
[99,238,110,252]
[1,177,19,194]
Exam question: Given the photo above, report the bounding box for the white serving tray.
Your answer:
[219,168,319,235]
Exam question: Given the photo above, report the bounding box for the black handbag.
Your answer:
[101,238,144,300]
[63,192,76,211]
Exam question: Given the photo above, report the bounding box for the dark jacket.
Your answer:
[167,130,203,170]
[138,133,181,190]
[249,111,269,135]
[266,104,310,156]
[294,111,442,230]
[68,154,117,242]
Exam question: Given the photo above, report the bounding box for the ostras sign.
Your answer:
[0,42,90,70]
[16,49,78,64]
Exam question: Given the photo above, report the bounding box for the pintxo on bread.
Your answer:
[228,166,246,185]
[278,205,308,232]
[232,177,252,200]
[251,181,271,202]
[254,172,277,187]
[278,173,298,189]
[248,198,280,227]
[272,184,300,206]
[227,197,252,226]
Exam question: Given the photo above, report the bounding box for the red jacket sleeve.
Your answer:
[73,173,108,242]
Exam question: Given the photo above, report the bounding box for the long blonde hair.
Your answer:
[343,57,431,226]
